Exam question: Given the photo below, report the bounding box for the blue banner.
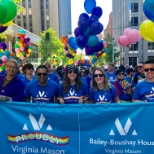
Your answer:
[0,102,154,154]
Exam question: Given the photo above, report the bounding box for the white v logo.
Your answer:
[23,113,52,131]
[39,91,45,97]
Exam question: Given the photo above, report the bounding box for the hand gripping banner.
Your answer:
[0,102,154,154]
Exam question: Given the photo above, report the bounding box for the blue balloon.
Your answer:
[76,35,88,49]
[93,42,104,52]
[88,35,99,47]
[143,1,154,22]
[91,21,104,35]
[4,50,10,57]
[84,0,96,14]
[74,27,83,37]
[78,17,90,32]
[92,6,103,18]
[89,15,98,24]
[85,45,95,55]
[0,52,3,58]
[68,37,78,50]
[79,13,89,20]
[104,48,109,52]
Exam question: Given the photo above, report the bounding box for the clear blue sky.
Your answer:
[71,0,112,34]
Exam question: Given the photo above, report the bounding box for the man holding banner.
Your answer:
[133,60,154,102]
[24,65,58,103]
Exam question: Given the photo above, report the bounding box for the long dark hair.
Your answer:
[63,65,82,93]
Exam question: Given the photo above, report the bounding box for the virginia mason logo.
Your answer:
[23,113,52,130]
[109,118,137,136]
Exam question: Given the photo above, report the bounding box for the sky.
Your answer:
[71,0,112,34]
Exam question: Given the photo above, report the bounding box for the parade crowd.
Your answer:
[0,59,154,104]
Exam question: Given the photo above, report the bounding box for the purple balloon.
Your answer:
[78,17,90,32]
[85,45,95,55]
[0,42,7,50]
[91,21,104,35]
[89,15,98,24]
[79,13,89,20]
[93,42,104,52]
[74,27,83,37]
[0,25,8,33]
[76,35,88,49]
[92,6,103,18]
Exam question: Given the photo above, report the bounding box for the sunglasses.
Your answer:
[27,67,33,70]
[67,70,77,74]
[144,68,154,72]
[137,66,143,69]
[118,73,124,76]
[93,74,104,78]
[37,73,48,76]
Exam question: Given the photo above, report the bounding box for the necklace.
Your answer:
[2,76,14,88]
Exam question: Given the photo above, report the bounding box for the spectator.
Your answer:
[114,69,132,102]
[43,61,59,85]
[105,63,117,84]
[125,68,135,84]
[133,60,154,102]
[21,63,36,88]
[89,67,120,104]
[56,65,64,84]
[0,59,24,101]
[58,65,88,104]
[24,65,58,103]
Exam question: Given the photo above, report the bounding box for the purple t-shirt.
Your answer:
[0,75,24,101]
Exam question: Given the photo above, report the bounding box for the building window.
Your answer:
[148,42,154,50]
[130,42,138,51]
[131,17,138,26]
[129,57,137,67]
[22,0,25,7]
[148,56,154,60]
[131,3,138,12]
[28,0,31,8]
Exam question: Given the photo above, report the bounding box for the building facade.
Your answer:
[112,0,154,66]
[14,0,72,37]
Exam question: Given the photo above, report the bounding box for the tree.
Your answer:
[104,33,120,64]
[38,28,64,64]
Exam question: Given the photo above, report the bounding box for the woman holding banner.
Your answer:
[89,67,120,104]
[57,65,88,104]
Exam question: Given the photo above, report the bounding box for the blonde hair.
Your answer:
[43,61,51,66]
[6,59,19,70]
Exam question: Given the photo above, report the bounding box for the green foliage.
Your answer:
[104,33,120,63]
[38,28,64,64]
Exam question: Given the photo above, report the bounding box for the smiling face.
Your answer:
[36,68,48,85]
[144,63,154,81]
[93,70,104,84]
[6,61,18,77]
[67,69,77,81]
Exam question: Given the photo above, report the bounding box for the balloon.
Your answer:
[88,35,99,47]
[0,25,8,33]
[96,33,102,41]
[0,3,7,24]
[79,13,89,20]
[0,60,2,64]
[85,45,95,55]
[84,0,96,14]
[128,29,140,44]
[76,35,88,49]
[1,0,17,24]
[91,21,104,35]
[89,15,98,24]
[4,50,10,57]
[0,42,7,50]
[78,17,90,32]
[1,55,8,62]
[143,0,154,22]
[68,37,78,50]
[124,28,131,37]
[91,6,103,18]
[2,20,13,26]
[118,35,129,46]
[145,20,154,40]
[93,42,104,52]
[139,20,153,42]
[74,27,83,37]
